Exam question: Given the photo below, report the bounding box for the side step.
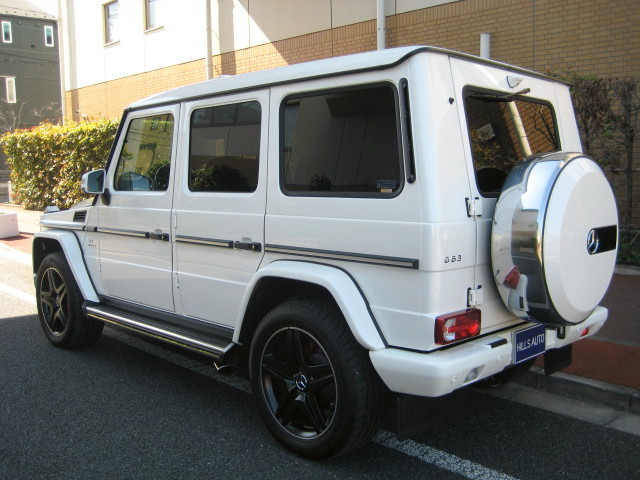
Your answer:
[85,304,234,360]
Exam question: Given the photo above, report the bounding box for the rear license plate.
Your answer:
[513,324,546,364]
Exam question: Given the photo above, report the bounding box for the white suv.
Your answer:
[35,46,618,458]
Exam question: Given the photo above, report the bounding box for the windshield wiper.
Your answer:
[469,88,531,102]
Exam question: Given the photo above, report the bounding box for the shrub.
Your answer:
[0,120,118,210]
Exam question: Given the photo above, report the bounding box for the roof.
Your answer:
[130,45,560,110]
[0,0,55,20]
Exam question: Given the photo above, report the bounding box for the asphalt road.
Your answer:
[1,246,639,480]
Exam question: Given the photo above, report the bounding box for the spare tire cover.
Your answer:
[491,152,618,326]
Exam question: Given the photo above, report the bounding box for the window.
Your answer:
[2,21,11,43]
[114,113,174,192]
[104,1,119,44]
[189,101,261,193]
[44,25,54,47]
[464,90,559,196]
[144,0,158,30]
[282,85,403,197]
[5,78,16,104]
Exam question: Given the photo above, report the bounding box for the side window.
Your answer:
[464,90,559,196]
[189,101,261,193]
[282,85,403,197]
[114,113,174,192]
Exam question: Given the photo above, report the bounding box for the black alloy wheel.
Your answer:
[39,264,70,337]
[250,298,383,458]
[36,252,103,348]
[260,327,337,438]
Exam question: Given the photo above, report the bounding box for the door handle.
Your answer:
[147,231,170,241]
[233,241,262,252]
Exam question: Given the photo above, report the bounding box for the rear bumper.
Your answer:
[369,306,608,397]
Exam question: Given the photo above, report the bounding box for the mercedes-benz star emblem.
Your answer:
[587,229,600,255]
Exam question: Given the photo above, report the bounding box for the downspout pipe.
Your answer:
[479,32,532,156]
[205,0,213,80]
[377,0,385,50]
[57,0,67,122]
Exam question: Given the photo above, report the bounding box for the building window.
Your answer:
[5,78,16,104]
[2,21,12,43]
[44,25,54,47]
[104,1,119,44]
[144,0,158,30]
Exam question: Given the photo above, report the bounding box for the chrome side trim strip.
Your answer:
[97,227,148,238]
[265,244,419,269]
[86,305,231,357]
[175,235,233,248]
[39,221,86,231]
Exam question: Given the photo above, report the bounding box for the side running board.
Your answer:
[84,304,234,360]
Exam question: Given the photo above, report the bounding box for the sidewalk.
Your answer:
[1,203,639,411]
[0,203,40,253]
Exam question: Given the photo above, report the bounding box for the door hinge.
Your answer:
[467,285,484,307]
[466,197,482,217]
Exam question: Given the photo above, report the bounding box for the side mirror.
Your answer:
[81,169,106,194]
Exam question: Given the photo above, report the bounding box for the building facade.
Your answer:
[0,0,61,202]
[54,0,640,228]
[60,0,639,122]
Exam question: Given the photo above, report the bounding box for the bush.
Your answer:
[0,120,118,210]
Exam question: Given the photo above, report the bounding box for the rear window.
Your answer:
[464,90,559,196]
[281,85,403,197]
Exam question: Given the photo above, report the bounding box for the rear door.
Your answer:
[98,105,179,311]
[450,58,562,329]
[173,91,268,327]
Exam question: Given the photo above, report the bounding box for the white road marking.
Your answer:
[0,283,37,306]
[107,327,519,479]
[372,431,518,480]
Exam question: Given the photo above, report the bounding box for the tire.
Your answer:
[36,252,103,348]
[249,298,383,458]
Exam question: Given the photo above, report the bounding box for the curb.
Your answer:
[516,366,640,414]
[615,264,640,276]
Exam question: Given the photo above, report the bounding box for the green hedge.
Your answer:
[1,120,118,210]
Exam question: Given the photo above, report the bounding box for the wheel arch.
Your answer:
[33,231,99,303]
[234,261,387,351]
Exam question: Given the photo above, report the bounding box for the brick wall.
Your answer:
[68,0,639,121]
[66,60,206,121]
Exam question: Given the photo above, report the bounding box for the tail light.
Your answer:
[435,308,481,344]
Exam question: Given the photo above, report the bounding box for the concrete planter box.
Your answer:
[0,212,19,238]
